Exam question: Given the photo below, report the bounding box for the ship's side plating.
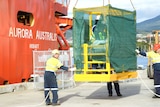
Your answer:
[0,0,68,84]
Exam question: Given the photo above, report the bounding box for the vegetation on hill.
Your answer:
[137,15,160,33]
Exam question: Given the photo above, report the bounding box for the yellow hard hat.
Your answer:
[52,49,60,55]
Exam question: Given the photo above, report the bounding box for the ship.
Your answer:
[0,0,72,85]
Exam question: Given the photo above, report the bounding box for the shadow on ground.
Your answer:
[86,83,141,100]
[59,92,82,103]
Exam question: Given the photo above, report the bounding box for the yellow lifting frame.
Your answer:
[74,44,137,82]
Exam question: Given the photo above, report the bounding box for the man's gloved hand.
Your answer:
[135,49,140,54]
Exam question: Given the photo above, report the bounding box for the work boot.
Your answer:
[117,93,122,97]
[52,102,61,106]
[152,95,160,98]
[108,94,112,97]
[46,102,52,105]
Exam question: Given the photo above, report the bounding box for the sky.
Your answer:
[67,0,160,23]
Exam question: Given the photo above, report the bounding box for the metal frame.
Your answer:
[74,44,137,82]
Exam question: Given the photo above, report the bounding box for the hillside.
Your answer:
[137,15,160,33]
[65,15,160,42]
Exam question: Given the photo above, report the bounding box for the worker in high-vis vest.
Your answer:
[136,44,160,98]
[44,49,69,105]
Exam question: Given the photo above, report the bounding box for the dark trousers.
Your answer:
[154,69,160,95]
[44,71,58,104]
[107,82,121,95]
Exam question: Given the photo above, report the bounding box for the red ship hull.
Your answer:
[0,0,68,84]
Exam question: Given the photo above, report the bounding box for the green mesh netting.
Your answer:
[73,5,137,72]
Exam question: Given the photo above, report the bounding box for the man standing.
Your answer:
[136,44,160,98]
[44,49,69,105]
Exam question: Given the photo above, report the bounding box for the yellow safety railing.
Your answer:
[74,44,137,82]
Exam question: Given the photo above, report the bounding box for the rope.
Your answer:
[19,69,76,106]
[66,0,71,9]
[108,0,110,4]
[16,91,50,107]
[130,0,136,10]
[138,70,160,97]
[60,75,77,87]
[74,0,79,8]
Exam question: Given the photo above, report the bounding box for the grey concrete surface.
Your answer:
[0,70,160,107]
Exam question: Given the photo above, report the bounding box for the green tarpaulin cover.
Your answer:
[73,5,137,72]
